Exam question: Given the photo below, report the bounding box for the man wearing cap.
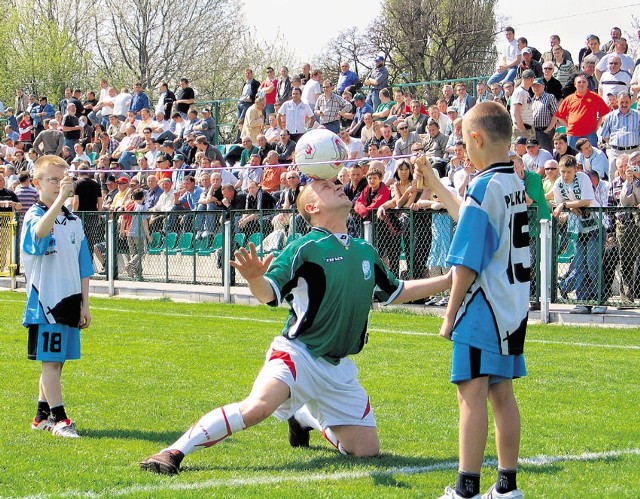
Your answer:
[277,87,314,142]
[555,73,609,148]
[511,69,536,139]
[364,54,389,110]
[575,138,609,180]
[174,78,195,119]
[515,47,543,82]
[488,26,522,85]
[531,77,559,153]
[512,136,528,157]
[347,93,374,138]
[600,92,640,179]
[523,138,553,175]
[32,118,64,156]
[193,107,216,142]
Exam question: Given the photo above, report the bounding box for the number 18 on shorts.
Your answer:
[28,324,81,362]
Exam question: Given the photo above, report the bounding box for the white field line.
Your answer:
[12,448,640,499]
[0,299,637,350]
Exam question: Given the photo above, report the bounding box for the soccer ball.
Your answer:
[294,129,348,180]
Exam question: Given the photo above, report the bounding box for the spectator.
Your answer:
[600,92,640,180]
[515,47,543,82]
[516,36,542,61]
[235,154,263,191]
[553,155,601,314]
[487,26,521,85]
[130,83,150,118]
[363,54,389,110]
[272,170,302,233]
[195,136,225,166]
[555,74,609,148]
[174,78,195,118]
[542,159,560,206]
[277,87,314,141]
[111,124,142,169]
[598,55,632,99]
[31,96,56,137]
[32,119,64,157]
[360,114,377,145]
[541,34,573,63]
[237,69,261,141]
[336,128,363,160]
[523,138,553,175]
[255,134,275,164]
[444,118,463,155]
[343,163,367,202]
[615,152,640,303]
[14,172,38,222]
[371,88,394,123]
[148,177,175,232]
[393,122,420,158]
[337,62,360,95]
[168,175,203,233]
[530,78,558,153]
[192,108,216,143]
[540,62,563,102]
[575,138,609,180]
[145,175,162,209]
[451,82,476,116]
[240,96,266,143]
[595,38,635,80]
[275,129,296,165]
[602,27,622,54]
[510,70,536,139]
[264,113,282,143]
[314,81,351,134]
[475,81,491,103]
[276,66,292,105]
[551,133,578,162]
[405,100,429,135]
[348,93,374,137]
[237,180,276,235]
[121,188,151,277]
[301,69,323,110]
[354,167,390,221]
[260,150,287,194]
[258,67,278,116]
[379,124,397,151]
[113,87,132,121]
[422,120,448,160]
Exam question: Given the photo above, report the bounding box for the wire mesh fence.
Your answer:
[5,206,640,309]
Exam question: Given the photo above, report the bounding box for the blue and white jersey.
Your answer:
[446,163,529,356]
[21,202,94,327]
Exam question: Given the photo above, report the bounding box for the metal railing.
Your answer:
[7,206,639,309]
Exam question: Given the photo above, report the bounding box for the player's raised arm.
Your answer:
[389,271,452,305]
[230,243,276,303]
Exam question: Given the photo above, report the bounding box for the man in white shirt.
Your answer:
[301,70,323,111]
[487,26,522,85]
[277,87,314,141]
[113,88,132,121]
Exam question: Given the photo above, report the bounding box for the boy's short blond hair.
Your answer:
[33,154,68,179]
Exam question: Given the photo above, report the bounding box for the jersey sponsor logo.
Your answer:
[362,260,371,280]
[324,256,344,263]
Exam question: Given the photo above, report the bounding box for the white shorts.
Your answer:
[254,336,376,429]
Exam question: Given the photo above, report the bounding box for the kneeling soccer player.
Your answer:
[141,178,451,474]
[437,102,529,499]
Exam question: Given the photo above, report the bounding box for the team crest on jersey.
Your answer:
[362,260,371,280]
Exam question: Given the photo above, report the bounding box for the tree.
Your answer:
[315,0,497,102]
[88,0,246,91]
[0,0,90,104]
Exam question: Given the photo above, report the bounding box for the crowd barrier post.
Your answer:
[539,219,551,323]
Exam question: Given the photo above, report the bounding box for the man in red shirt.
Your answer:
[555,73,610,148]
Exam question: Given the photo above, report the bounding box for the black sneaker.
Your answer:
[140,450,184,475]
[287,416,311,447]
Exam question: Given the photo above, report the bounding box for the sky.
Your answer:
[242,0,639,67]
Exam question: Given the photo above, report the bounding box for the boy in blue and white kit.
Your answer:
[438,103,529,499]
[22,155,94,438]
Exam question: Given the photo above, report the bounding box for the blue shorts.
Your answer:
[27,324,81,362]
[451,342,526,385]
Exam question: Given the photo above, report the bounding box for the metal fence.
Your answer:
[6,207,640,309]
[0,212,18,277]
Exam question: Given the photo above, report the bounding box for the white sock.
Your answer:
[293,406,322,431]
[321,428,348,455]
[167,403,246,456]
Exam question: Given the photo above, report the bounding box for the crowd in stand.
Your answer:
[0,25,639,307]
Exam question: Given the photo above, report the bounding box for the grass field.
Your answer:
[0,290,638,498]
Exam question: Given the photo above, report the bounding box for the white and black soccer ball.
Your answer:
[294,128,348,180]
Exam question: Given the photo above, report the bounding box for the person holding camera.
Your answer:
[617,151,640,303]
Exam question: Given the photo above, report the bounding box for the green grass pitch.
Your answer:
[0,291,638,498]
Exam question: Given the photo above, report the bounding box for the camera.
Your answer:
[631,166,640,173]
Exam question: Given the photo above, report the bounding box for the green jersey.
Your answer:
[265,227,402,365]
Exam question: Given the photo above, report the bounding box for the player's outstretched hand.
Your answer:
[79,305,91,329]
[230,242,274,281]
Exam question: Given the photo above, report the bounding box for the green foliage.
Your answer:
[0,1,89,103]
[1,292,638,497]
